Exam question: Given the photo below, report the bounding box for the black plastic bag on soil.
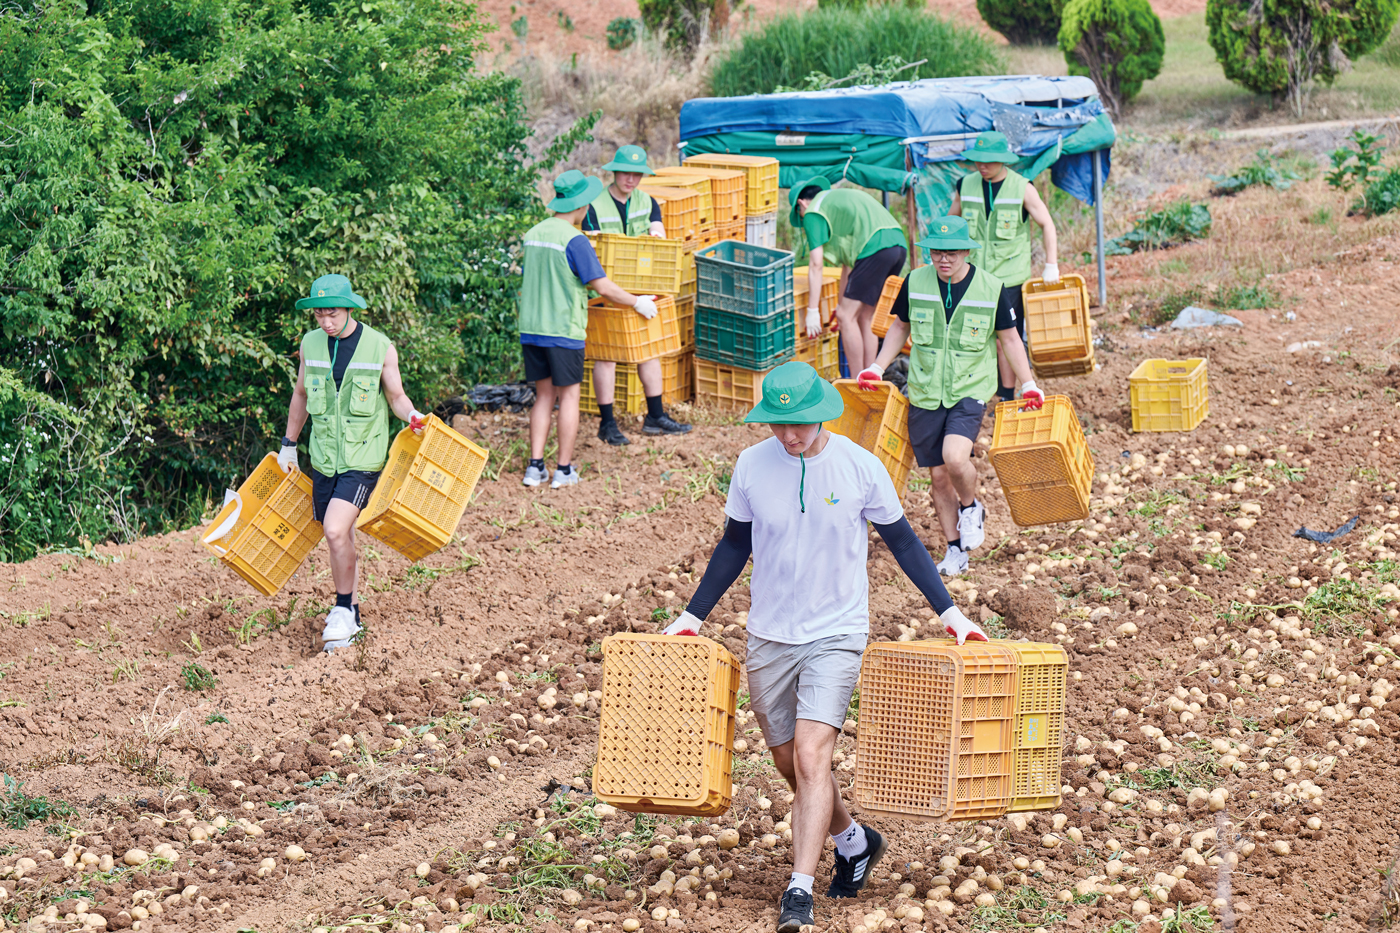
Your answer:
[465,383,535,412]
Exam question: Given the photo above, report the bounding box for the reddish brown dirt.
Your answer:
[3,212,1400,930]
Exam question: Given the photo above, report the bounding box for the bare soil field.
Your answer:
[3,159,1400,933]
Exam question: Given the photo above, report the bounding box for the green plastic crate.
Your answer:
[695,240,795,319]
[695,304,794,371]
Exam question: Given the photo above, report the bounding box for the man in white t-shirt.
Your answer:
[663,361,987,933]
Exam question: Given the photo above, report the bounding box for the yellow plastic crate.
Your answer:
[649,170,712,227]
[828,380,915,496]
[640,185,701,244]
[684,154,780,213]
[581,359,646,417]
[658,166,746,223]
[201,453,324,597]
[1032,346,1096,379]
[665,349,695,404]
[1005,642,1067,813]
[793,331,840,380]
[988,395,1093,527]
[675,293,695,350]
[356,415,489,562]
[1129,358,1209,432]
[594,233,683,295]
[715,217,746,244]
[586,295,682,363]
[595,634,739,817]
[1023,274,1091,363]
[870,275,911,354]
[679,250,697,299]
[855,640,1019,822]
[792,265,841,338]
[695,358,773,411]
[695,225,721,249]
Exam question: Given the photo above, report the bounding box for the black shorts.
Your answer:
[311,469,381,522]
[1002,284,1026,342]
[845,245,907,306]
[521,344,585,387]
[908,398,987,468]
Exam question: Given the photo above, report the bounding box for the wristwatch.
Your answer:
[281,436,297,447]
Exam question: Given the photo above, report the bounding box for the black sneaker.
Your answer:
[776,887,814,932]
[597,420,630,446]
[826,825,888,898]
[643,413,692,435]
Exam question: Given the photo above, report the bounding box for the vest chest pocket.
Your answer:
[959,313,992,351]
[908,308,937,347]
[305,374,328,415]
[349,375,379,416]
[995,208,1019,239]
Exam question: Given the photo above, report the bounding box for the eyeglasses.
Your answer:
[929,250,966,260]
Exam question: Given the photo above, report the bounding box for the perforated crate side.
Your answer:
[793,332,839,381]
[1003,641,1067,812]
[685,154,779,213]
[828,381,913,494]
[695,359,771,410]
[854,643,959,821]
[596,234,684,295]
[871,276,904,339]
[1023,275,1090,359]
[662,350,695,405]
[694,305,794,371]
[695,241,795,320]
[651,170,712,226]
[581,360,646,417]
[202,453,291,559]
[666,167,745,222]
[222,467,323,596]
[675,295,695,349]
[988,396,1093,526]
[586,296,682,363]
[641,185,701,243]
[945,643,1017,821]
[594,634,737,816]
[1032,350,1096,379]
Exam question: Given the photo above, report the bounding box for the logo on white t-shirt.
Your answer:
[824,491,840,505]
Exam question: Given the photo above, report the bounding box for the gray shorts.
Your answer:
[745,632,867,747]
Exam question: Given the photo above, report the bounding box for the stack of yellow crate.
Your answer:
[792,265,840,380]
[587,233,692,413]
[683,154,779,248]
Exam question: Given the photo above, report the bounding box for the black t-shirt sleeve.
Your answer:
[994,282,1018,332]
[581,206,599,232]
[893,279,911,323]
[649,196,662,224]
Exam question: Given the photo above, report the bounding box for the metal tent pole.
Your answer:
[1093,148,1107,308]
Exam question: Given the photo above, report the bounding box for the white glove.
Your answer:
[804,307,822,338]
[663,610,702,637]
[1020,380,1044,410]
[276,443,298,474]
[941,605,988,645]
[633,295,658,320]
[1042,262,1060,285]
[409,409,428,434]
[856,364,884,391]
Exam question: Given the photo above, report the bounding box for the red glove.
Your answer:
[941,606,988,645]
[856,365,884,391]
[409,410,428,434]
[663,611,702,636]
[1020,382,1044,411]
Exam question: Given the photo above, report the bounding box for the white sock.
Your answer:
[786,872,815,895]
[832,823,865,858]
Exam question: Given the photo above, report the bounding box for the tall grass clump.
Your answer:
[709,6,1004,97]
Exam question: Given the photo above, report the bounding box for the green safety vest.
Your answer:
[300,322,393,476]
[905,264,1004,411]
[518,217,590,342]
[803,188,902,267]
[959,170,1033,286]
[591,188,653,237]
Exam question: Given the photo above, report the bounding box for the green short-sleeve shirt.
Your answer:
[803,214,905,260]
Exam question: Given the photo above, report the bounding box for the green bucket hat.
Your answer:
[602,144,655,175]
[959,130,1019,164]
[787,175,831,228]
[548,169,605,213]
[916,216,980,251]
[296,273,367,310]
[744,361,843,425]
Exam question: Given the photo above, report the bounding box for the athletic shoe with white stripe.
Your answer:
[826,825,888,898]
[937,544,969,577]
[957,499,986,550]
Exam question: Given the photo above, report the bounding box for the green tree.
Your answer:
[977,0,1064,45]
[1058,0,1165,118]
[1205,0,1400,116]
[0,0,593,561]
[637,0,722,53]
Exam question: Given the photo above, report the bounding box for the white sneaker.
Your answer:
[322,606,358,642]
[323,629,360,652]
[522,465,547,487]
[937,545,969,577]
[957,500,986,551]
[550,468,579,489]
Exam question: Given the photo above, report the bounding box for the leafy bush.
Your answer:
[1104,201,1213,255]
[1221,283,1277,309]
[1327,128,1388,191]
[607,17,640,50]
[977,0,1064,45]
[638,0,722,53]
[1058,0,1164,118]
[1206,0,1400,116]
[710,6,1004,97]
[1359,166,1400,216]
[0,0,594,561]
[1209,149,1302,194]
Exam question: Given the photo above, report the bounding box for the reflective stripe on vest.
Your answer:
[904,264,1004,411]
[960,171,1033,287]
[518,217,590,342]
[300,322,393,476]
[592,189,652,237]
